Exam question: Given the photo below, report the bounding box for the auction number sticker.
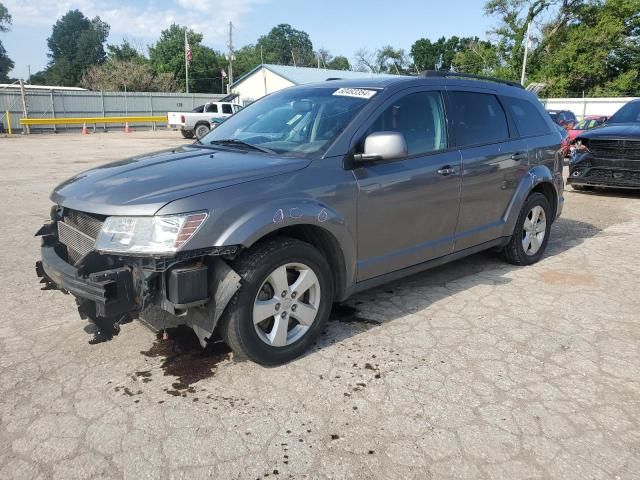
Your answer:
[333,88,377,99]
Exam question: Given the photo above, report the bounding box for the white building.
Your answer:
[230,64,398,105]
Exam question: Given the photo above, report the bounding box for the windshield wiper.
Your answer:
[209,139,276,154]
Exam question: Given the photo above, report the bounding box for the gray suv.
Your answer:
[36,73,564,365]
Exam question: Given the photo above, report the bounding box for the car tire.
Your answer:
[219,237,334,365]
[502,192,552,266]
[181,130,194,139]
[194,123,210,139]
[571,184,593,192]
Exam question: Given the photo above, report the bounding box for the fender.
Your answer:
[213,198,358,291]
[502,164,559,237]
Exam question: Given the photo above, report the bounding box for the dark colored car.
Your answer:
[568,99,640,191]
[36,73,564,365]
[547,109,578,130]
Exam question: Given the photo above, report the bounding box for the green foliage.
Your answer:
[256,24,314,66]
[36,10,110,86]
[107,40,146,63]
[233,44,262,79]
[327,55,350,71]
[81,59,176,91]
[412,36,494,72]
[540,0,640,96]
[355,46,410,74]
[0,2,12,82]
[149,24,227,93]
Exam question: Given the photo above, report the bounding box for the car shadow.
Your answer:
[308,216,603,356]
[569,186,640,200]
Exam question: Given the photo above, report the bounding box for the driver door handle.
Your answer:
[437,166,456,176]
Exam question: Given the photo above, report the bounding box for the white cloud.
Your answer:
[4,0,268,48]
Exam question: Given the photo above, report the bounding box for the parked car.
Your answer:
[168,101,243,139]
[568,99,640,191]
[567,116,607,142]
[36,73,563,365]
[547,109,578,130]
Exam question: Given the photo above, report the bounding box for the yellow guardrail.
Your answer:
[19,115,167,126]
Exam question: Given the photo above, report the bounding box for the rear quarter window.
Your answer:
[503,97,551,137]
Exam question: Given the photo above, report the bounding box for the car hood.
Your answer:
[51,145,310,216]
[578,123,640,140]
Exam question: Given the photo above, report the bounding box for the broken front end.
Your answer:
[35,207,241,344]
[568,138,640,189]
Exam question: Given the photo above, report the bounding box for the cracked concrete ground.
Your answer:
[1,131,639,479]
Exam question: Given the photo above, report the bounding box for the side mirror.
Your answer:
[354,131,407,161]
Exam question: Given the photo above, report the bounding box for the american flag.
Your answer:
[185,32,192,63]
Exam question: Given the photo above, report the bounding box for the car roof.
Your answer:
[298,75,531,95]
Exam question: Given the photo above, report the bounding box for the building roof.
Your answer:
[231,64,400,89]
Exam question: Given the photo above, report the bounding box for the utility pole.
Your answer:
[19,79,30,134]
[520,22,531,86]
[227,21,234,92]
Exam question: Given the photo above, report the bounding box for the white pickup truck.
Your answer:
[168,101,243,139]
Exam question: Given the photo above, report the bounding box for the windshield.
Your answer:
[200,87,375,157]
[574,119,602,130]
[608,101,640,124]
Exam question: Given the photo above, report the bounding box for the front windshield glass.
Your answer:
[608,101,640,124]
[200,87,376,156]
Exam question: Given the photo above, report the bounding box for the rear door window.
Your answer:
[503,96,551,137]
[449,91,510,147]
[205,104,218,113]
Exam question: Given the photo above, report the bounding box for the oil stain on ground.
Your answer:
[330,304,381,326]
[140,326,231,396]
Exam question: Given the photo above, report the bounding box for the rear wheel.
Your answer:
[180,129,194,139]
[502,192,551,266]
[219,238,334,365]
[194,123,210,139]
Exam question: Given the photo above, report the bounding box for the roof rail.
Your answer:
[421,71,524,89]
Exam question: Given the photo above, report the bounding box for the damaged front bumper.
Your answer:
[35,214,242,346]
[568,153,640,189]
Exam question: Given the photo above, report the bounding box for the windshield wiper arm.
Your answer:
[209,139,275,154]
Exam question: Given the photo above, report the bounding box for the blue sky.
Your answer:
[2,0,495,79]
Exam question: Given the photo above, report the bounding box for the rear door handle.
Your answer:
[437,165,456,176]
[511,152,527,161]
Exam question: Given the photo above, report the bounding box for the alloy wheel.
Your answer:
[522,205,546,256]
[253,263,321,347]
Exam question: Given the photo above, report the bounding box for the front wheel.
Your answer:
[219,238,334,365]
[502,192,552,266]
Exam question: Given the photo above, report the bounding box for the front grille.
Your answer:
[587,168,640,184]
[57,210,104,263]
[589,139,640,161]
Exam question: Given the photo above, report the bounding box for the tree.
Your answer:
[81,59,176,92]
[412,36,464,71]
[484,0,551,79]
[0,2,13,82]
[256,24,314,66]
[452,40,503,75]
[107,40,146,63]
[531,0,640,96]
[149,24,226,93]
[327,55,351,71]
[34,10,110,86]
[355,46,410,74]
[233,44,261,79]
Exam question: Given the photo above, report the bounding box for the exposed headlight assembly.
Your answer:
[95,212,208,255]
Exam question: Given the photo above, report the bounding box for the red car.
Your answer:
[561,116,608,157]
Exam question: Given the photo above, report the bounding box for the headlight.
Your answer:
[95,212,208,255]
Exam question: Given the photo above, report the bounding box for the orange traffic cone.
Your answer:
[82,123,89,135]
[124,121,133,133]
